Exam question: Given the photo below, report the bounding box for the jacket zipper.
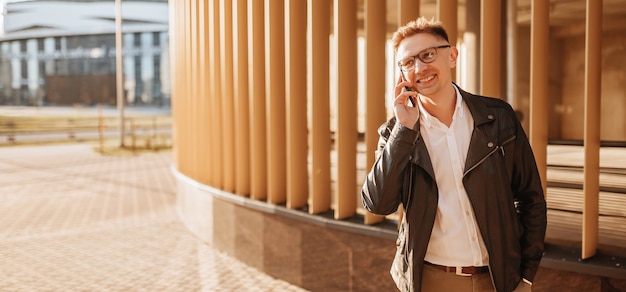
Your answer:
[463,135,516,177]
[463,147,498,176]
[465,135,516,291]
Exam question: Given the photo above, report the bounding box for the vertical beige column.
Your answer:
[437,0,458,81]
[308,0,331,214]
[189,0,201,180]
[506,0,518,108]
[363,0,387,225]
[209,0,223,188]
[398,0,419,26]
[265,0,286,204]
[182,0,191,176]
[463,0,480,93]
[529,0,548,195]
[582,0,602,260]
[234,0,250,196]
[198,0,213,185]
[190,0,199,180]
[220,0,235,192]
[248,0,267,200]
[175,0,187,174]
[480,0,501,97]
[286,0,308,209]
[334,0,357,220]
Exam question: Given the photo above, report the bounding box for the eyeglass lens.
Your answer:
[399,45,449,72]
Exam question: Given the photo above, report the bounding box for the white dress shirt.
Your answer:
[419,86,490,267]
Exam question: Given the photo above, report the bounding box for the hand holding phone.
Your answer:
[400,70,416,107]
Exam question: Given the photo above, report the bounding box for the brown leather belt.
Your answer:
[424,261,489,276]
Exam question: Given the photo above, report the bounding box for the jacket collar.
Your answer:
[412,84,498,178]
[456,85,499,175]
[455,84,496,127]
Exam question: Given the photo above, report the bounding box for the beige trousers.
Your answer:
[420,263,532,292]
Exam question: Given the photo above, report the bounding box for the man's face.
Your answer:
[396,33,457,98]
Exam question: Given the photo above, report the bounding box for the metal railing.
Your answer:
[0,114,172,150]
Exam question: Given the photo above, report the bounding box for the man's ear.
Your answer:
[449,47,459,68]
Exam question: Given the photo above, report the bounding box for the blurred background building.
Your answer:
[0,0,170,107]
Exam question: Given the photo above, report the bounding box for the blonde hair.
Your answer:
[391,17,450,53]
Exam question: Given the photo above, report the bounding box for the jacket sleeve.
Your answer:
[511,120,547,282]
[361,117,418,215]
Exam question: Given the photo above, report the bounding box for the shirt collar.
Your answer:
[417,84,464,128]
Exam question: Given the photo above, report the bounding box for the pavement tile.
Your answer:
[0,144,309,292]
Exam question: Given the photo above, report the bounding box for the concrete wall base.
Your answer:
[173,167,626,292]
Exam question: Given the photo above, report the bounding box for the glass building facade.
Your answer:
[0,0,170,107]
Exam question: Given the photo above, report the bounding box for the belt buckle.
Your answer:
[455,267,472,277]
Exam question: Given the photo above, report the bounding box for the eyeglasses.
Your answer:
[397,45,451,72]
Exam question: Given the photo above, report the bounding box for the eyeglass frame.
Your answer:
[397,45,451,72]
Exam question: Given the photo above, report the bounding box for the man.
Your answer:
[361,17,546,292]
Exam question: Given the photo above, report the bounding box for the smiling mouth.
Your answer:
[417,74,435,83]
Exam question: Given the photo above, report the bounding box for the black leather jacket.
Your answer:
[361,87,547,292]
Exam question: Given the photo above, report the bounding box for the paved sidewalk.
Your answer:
[0,144,307,291]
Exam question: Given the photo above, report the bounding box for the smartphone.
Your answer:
[400,70,416,107]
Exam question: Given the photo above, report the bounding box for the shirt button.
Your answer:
[487,142,494,148]
[488,115,494,120]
